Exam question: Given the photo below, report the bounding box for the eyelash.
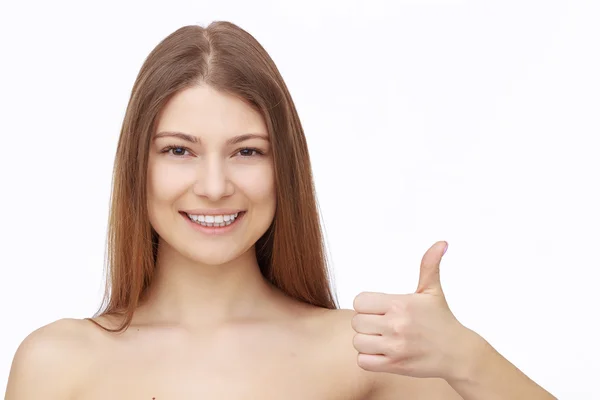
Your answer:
[160,145,265,158]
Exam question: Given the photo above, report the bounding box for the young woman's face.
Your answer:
[147,84,276,265]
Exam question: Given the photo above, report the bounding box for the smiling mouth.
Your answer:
[182,211,246,227]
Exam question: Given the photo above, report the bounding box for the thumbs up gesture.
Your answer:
[351,241,477,381]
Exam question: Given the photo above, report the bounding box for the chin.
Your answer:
[170,238,256,267]
[150,210,271,267]
[188,247,249,266]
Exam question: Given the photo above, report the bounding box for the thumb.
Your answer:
[415,241,448,296]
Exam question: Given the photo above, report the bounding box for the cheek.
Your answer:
[233,163,276,204]
[147,162,194,206]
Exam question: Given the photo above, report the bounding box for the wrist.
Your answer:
[445,326,490,384]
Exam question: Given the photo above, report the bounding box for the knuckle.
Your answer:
[351,314,360,331]
[389,299,408,314]
[388,339,407,357]
[356,355,368,369]
[352,333,361,348]
[353,293,366,309]
[389,318,407,335]
[357,353,374,371]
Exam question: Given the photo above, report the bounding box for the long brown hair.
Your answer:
[91,22,338,332]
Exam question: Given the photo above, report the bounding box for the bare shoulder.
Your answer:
[312,308,379,399]
[5,318,98,399]
[319,308,463,400]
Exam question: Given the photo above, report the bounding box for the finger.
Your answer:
[353,292,391,314]
[357,353,393,372]
[416,241,447,296]
[352,333,387,355]
[351,313,387,335]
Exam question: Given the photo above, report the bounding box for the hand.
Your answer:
[351,241,477,380]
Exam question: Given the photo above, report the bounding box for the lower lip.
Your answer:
[181,212,245,235]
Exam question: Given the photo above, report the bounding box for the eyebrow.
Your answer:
[153,131,269,145]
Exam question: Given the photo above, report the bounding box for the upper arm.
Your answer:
[5,318,88,399]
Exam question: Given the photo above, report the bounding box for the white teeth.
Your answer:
[186,212,242,227]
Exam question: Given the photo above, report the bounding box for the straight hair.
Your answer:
[92,22,338,332]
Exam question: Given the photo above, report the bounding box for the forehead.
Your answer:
[156,84,267,138]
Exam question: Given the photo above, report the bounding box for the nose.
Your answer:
[192,157,234,201]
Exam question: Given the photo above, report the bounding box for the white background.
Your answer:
[1,0,598,398]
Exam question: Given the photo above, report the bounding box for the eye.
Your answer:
[161,145,191,157]
[237,148,263,157]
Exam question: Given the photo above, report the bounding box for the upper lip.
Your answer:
[182,209,245,215]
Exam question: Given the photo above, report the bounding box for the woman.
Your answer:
[6,22,556,399]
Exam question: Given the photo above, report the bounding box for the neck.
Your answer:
[136,240,283,328]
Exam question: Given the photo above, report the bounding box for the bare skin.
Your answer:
[77,308,367,399]
[6,296,459,399]
[6,85,463,399]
